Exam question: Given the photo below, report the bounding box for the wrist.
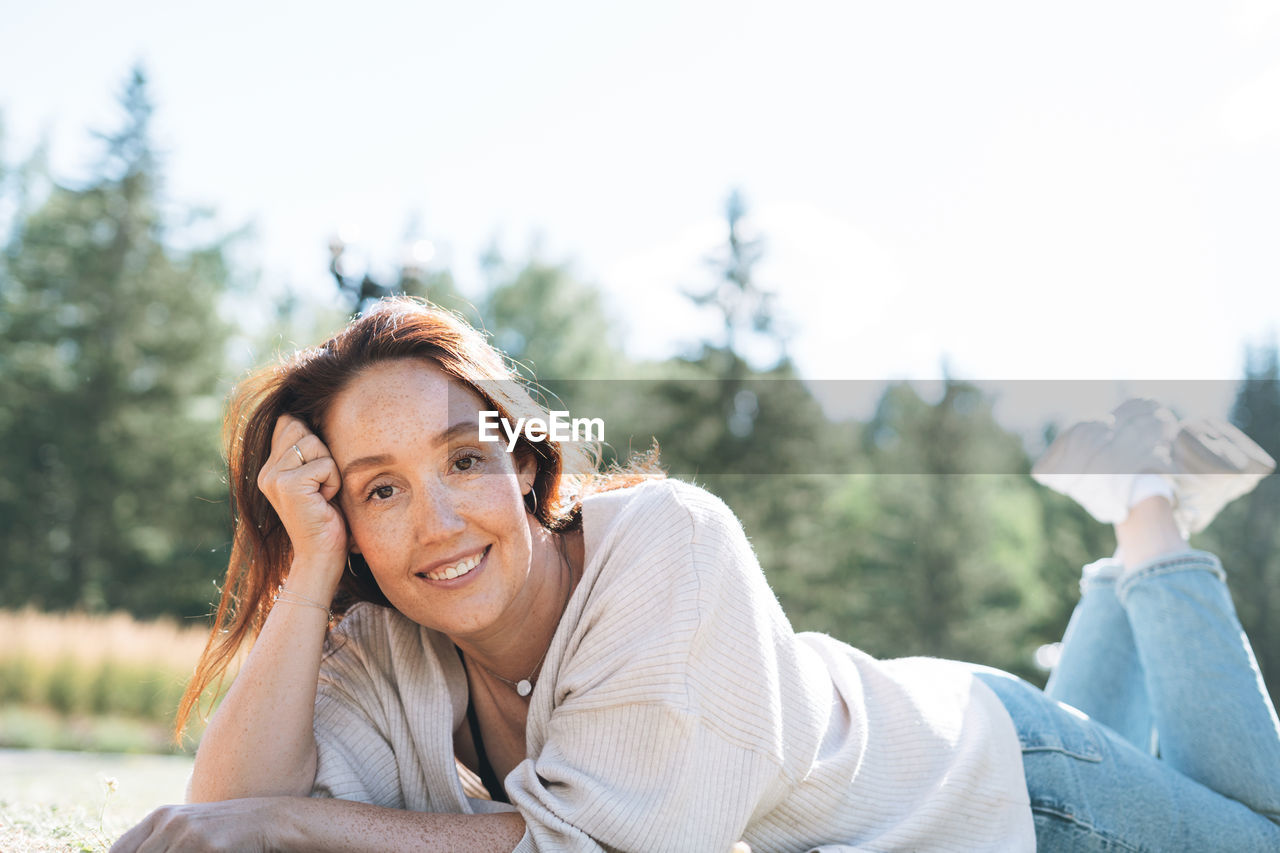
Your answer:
[262,796,308,850]
[274,589,333,622]
[283,554,345,600]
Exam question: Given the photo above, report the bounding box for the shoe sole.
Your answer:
[1170,418,1276,534]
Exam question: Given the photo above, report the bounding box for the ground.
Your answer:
[0,749,192,852]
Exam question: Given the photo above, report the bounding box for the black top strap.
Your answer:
[455,647,511,804]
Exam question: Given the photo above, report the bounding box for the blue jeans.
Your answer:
[974,550,1280,851]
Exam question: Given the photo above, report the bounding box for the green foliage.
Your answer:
[768,382,1061,681]
[0,655,191,730]
[1197,343,1280,711]
[0,68,234,617]
[480,252,624,382]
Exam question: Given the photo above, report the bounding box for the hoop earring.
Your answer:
[525,488,538,516]
[347,554,358,579]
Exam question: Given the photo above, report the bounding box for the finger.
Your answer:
[270,415,314,461]
[262,420,317,491]
[281,431,340,499]
[291,432,332,468]
[109,808,161,853]
[270,413,308,448]
[287,434,342,503]
[309,455,344,504]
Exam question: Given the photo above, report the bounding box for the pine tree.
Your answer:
[0,68,234,616]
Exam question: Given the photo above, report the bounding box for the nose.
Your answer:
[412,479,466,546]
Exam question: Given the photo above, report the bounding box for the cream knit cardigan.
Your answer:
[311,478,1034,852]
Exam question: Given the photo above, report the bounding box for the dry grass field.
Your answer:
[0,609,222,752]
[0,610,224,849]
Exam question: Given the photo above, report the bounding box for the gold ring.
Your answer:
[292,444,305,466]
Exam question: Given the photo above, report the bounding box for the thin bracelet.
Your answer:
[275,588,333,621]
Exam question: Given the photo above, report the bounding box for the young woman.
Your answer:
[112,299,1280,852]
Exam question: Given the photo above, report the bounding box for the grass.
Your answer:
[0,706,181,755]
[0,748,194,852]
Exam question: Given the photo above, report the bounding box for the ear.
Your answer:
[515,450,538,496]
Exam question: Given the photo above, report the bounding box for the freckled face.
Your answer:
[324,358,537,640]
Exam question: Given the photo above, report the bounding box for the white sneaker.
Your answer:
[1033,399,1276,534]
[1031,398,1179,525]
[1168,417,1275,534]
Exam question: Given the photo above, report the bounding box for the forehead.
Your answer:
[323,358,487,449]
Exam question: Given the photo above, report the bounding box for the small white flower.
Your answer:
[104,776,119,793]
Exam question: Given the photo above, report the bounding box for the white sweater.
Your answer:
[311,478,1034,852]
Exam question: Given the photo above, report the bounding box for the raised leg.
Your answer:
[1118,550,1280,820]
[1115,497,1280,820]
[1043,558,1153,752]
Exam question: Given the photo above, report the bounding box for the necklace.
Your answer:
[468,533,575,698]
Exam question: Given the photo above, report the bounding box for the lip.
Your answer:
[415,545,489,587]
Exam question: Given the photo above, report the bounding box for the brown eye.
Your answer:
[453,451,483,472]
[367,484,395,501]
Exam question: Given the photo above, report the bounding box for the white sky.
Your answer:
[3,0,1279,430]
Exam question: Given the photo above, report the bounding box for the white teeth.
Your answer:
[425,550,483,581]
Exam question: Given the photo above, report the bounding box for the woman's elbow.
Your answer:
[186,747,317,803]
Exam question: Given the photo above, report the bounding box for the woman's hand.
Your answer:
[109,799,283,853]
[257,414,348,575]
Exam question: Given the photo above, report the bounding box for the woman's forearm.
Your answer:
[188,559,338,801]
[279,798,526,852]
[110,796,526,853]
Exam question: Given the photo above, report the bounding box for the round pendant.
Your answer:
[516,679,533,697]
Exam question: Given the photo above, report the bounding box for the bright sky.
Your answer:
[3,1,1279,430]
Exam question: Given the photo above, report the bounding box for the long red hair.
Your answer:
[174,298,661,741]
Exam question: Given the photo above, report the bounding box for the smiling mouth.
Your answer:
[418,547,488,582]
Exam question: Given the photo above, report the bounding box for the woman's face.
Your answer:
[325,358,539,641]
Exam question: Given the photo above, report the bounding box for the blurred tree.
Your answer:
[628,189,854,631]
[0,67,235,617]
[801,379,1066,681]
[1200,343,1280,710]
[684,188,789,368]
[480,252,624,383]
[328,226,471,320]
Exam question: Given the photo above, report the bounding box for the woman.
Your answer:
[113,298,1280,851]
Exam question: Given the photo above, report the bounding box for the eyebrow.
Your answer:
[340,419,479,479]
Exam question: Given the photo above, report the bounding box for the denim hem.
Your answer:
[1115,548,1226,602]
[1079,556,1123,595]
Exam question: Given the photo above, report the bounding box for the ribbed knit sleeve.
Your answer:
[312,645,400,806]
